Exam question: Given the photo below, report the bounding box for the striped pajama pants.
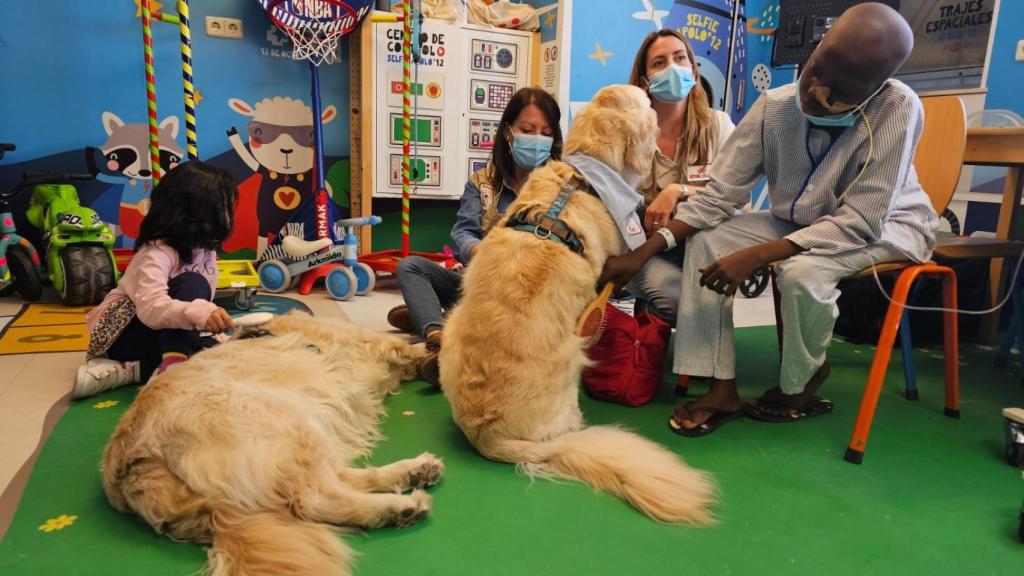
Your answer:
[674,212,906,393]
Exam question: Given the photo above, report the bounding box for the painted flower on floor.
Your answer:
[93,400,119,409]
[38,514,77,533]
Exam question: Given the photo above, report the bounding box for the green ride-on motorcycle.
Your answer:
[23,172,119,305]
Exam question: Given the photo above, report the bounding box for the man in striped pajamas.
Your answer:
[599,3,938,436]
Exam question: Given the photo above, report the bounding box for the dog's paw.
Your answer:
[405,452,444,490]
[394,490,431,528]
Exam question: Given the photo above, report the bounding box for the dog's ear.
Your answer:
[623,107,659,176]
[565,102,630,171]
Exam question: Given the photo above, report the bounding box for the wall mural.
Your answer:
[86,112,184,248]
[224,96,338,257]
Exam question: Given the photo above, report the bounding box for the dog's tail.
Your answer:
[206,506,352,576]
[480,425,716,525]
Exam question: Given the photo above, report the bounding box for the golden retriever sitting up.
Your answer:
[101,313,444,576]
[439,85,716,525]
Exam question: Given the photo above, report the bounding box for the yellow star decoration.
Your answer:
[589,42,613,67]
[93,400,119,409]
[544,11,556,27]
[38,514,77,533]
[402,410,415,416]
[134,0,165,18]
[192,88,203,106]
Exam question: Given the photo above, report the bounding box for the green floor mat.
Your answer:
[2,327,1022,575]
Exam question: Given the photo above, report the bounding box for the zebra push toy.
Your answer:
[257,199,380,301]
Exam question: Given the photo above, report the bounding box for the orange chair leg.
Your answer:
[941,270,960,418]
[845,265,958,464]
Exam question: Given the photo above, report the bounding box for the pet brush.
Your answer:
[576,282,615,347]
[233,312,274,328]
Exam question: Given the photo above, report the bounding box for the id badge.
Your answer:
[686,165,710,183]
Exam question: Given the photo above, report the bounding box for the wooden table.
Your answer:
[962,127,1024,340]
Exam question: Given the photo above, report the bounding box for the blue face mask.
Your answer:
[510,133,553,168]
[647,65,697,103]
[796,83,884,128]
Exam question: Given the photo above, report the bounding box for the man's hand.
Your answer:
[643,183,683,232]
[699,248,766,296]
[699,239,804,296]
[599,252,647,290]
[204,308,235,334]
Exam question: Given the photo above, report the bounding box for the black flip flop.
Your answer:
[668,403,743,437]
[743,395,834,423]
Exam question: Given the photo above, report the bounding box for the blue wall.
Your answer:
[961,0,1024,234]
[0,0,352,256]
[984,0,1023,117]
[0,1,348,160]
[565,0,794,122]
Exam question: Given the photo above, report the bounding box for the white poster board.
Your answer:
[371,20,534,200]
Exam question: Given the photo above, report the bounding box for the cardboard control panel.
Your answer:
[389,154,442,187]
[471,39,518,75]
[468,118,501,150]
[469,79,516,112]
[390,113,442,147]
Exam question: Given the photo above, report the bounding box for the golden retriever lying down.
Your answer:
[101,313,443,576]
[439,85,716,525]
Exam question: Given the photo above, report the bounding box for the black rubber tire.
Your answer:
[740,266,770,298]
[7,245,42,301]
[59,246,116,306]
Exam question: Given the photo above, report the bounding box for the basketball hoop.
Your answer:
[259,0,372,66]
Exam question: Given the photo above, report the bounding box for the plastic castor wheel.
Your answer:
[234,288,256,311]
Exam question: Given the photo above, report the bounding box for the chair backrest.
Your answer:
[913,95,966,214]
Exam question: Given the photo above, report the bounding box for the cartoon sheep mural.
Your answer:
[86,112,184,248]
[226,96,336,258]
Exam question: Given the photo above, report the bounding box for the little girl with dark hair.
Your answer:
[74,161,238,398]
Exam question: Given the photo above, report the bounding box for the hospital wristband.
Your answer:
[656,227,676,251]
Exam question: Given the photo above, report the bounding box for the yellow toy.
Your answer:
[217,260,260,310]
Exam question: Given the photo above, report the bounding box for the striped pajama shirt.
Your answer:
[672,80,938,392]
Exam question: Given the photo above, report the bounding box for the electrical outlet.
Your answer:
[205,16,243,40]
[1016,39,1024,62]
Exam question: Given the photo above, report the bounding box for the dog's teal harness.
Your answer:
[505,177,588,254]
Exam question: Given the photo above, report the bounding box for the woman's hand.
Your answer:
[644,183,684,232]
[599,252,647,290]
[204,308,235,334]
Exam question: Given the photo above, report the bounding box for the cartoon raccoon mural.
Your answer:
[87,112,184,248]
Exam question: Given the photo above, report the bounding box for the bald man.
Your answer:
[599,3,938,436]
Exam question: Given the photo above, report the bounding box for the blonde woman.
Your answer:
[625,29,735,329]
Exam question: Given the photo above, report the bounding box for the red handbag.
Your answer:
[582,303,671,407]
